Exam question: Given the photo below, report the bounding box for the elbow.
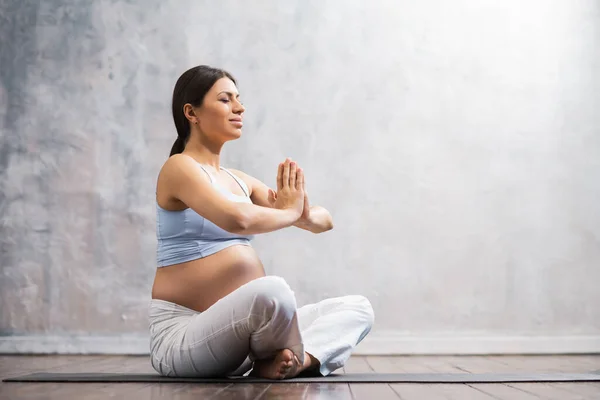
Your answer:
[227,209,251,234]
[323,214,334,232]
[313,219,334,234]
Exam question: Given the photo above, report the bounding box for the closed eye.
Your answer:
[218,91,241,102]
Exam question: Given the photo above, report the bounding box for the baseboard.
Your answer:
[1,332,600,355]
[0,335,150,355]
[353,332,600,355]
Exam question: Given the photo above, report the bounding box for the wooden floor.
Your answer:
[1,355,599,399]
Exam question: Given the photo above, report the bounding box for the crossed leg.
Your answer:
[149,276,374,378]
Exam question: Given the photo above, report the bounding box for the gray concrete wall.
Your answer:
[1,0,599,354]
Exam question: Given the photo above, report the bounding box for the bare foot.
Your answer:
[251,349,295,380]
[251,350,321,380]
[286,352,320,378]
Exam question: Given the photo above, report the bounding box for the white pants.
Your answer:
[148,276,374,377]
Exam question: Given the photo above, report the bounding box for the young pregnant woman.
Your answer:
[149,65,374,379]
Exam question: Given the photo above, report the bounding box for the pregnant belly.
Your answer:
[151,244,266,312]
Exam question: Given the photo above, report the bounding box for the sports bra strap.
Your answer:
[197,164,249,197]
[221,168,250,197]
[197,164,215,183]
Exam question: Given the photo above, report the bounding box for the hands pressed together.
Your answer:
[267,158,311,222]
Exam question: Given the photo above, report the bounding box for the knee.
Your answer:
[250,276,297,315]
[347,295,375,331]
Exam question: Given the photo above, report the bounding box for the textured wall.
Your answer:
[1,0,599,354]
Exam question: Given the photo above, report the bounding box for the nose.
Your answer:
[233,99,245,114]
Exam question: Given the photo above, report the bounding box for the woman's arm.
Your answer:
[161,155,304,235]
[229,165,334,234]
[294,205,334,234]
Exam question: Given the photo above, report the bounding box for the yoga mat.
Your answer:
[4,372,600,383]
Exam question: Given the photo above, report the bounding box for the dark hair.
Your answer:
[170,65,236,156]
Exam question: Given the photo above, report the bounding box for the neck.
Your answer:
[183,130,224,171]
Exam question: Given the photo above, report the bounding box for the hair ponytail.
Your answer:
[169,65,236,156]
[169,136,186,157]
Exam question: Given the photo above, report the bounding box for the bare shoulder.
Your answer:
[160,154,209,179]
[157,154,185,186]
[157,154,209,198]
[163,153,195,171]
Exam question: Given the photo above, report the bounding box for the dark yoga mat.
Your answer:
[4,372,600,383]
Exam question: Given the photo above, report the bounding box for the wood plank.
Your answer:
[0,356,147,400]
[411,355,554,399]
[257,383,309,400]
[416,384,496,399]
[128,382,233,400]
[343,357,374,372]
[208,382,272,399]
[503,383,587,400]
[1,355,599,400]
[389,383,498,400]
[441,356,517,373]
[421,355,600,399]
[458,356,529,373]
[109,355,155,373]
[487,355,600,373]
[0,355,115,400]
[544,382,600,398]
[574,355,600,370]
[72,357,234,400]
[302,382,353,400]
[366,356,496,399]
[0,355,107,379]
[470,383,543,399]
[344,356,399,400]
[427,356,600,399]
[77,356,153,399]
[389,384,448,400]
[471,381,595,400]
[365,356,437,373]
[473,355,600,398]
[407,356,474,373]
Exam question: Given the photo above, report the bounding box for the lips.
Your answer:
[229,118,243,128]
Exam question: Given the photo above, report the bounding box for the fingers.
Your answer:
[277,162,283,192]
[296,167,304,191]
[282,159,290,189]
[279,158,304,191]
[289,161,297,189]
[302,169,306,191]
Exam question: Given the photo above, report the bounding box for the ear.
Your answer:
[183,103,199,124]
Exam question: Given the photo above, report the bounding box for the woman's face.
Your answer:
[194,77,245,141]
